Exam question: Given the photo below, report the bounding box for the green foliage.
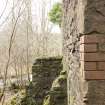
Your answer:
[43,70,67,105]
[21,95,36,105]
[43,96,50,105]
[6,90,36,105]
[6,90,26,105]
[49,3,62,26]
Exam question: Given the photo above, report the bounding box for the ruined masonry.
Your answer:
[6,57,67,105]
[63,0,105,105]
[29,57,67,105]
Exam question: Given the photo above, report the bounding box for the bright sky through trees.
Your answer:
[0,0,61,33]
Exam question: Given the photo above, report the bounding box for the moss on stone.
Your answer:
[32,57,63,105]
[7,57,66,105]
[60,70,66,75]
[43,95,50,105]
[43,70,67,105]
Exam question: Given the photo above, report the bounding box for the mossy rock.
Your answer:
[60,70,66,75]
[43,70,67,105]
[51,73,67,90]
[43,95,50,105]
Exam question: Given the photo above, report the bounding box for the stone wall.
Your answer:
[63,0,105,105]
[30,57,63,105]
[6,57,67,105]
[62,0,84,105]
[43,70,67,105]
[80,0,105,104]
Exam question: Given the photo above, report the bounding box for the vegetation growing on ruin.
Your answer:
[49,3,62,26]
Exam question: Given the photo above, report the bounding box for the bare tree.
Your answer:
[0,0,26,103]
[25,0,33,82]
[0,0,8,20]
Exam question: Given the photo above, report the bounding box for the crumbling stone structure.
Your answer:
[43,70,67,105]
[30,57,67,105]
[6,57,67,105]
[63,0,105,105]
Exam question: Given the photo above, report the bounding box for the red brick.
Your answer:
[98,43,105,52]
[98,36,105,43]
[80,44,97,52]
[84,62,97,70]
[85,71,105,80]
[80,53,105,61]
[80,35,105,44]
[98,62,105,70]
[80,35,99,44]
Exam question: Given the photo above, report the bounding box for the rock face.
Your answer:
[30,57,63,105]
[62,0,84,105]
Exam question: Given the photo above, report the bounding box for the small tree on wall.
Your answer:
[49,2,62,27]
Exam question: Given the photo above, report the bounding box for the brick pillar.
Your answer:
[80,35,105,105]
[80,35,105,80]
[79,0,105,104]
[63,0,105,105]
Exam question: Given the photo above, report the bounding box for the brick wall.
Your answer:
[80,35,105,80]
[80,34,105,105]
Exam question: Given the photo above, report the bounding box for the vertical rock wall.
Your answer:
[62,0,84,105]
